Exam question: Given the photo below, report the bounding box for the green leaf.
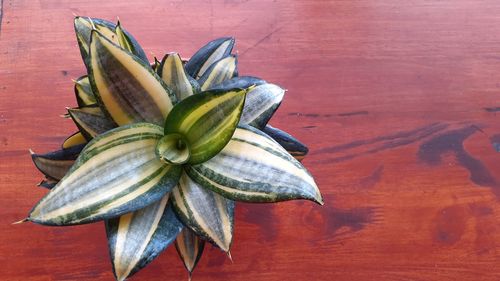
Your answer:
[159,53,196,101]
[198,55,238,91]
[31,144,84,181]
[164,88,247,165]
[68,106,117,139]
[28,123,182,225]
[185,125,322,204]
[175,228,205,277]
[74,75,97,107]
[171,172,234,252]
[88,30,176,126]
[263,125,309,161]
[106,195,183,281]
[155,133,191,165]
[115,20,149,63]
[209,76,266,91]
[239,83,285,129]
[185,37,235,79]
[62,132,87,149]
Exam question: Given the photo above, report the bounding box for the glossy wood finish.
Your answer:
[1,1,500,280]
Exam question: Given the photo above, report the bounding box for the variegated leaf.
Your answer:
[209,76,266,91]
[75,17,149,66]
[62,132,87,149]
[68,106,116,139]
[171,172,234,252]
[74,75,96,107]
[185,125,322,204]
[28,123,181,225]
[164,88,247,164]
[89,30,176,126]
[185,37,235,79]
[115,20,149,63]
[239,83,285,129]
[31,144,84,181]
[159,53,196,101]
[263,125,309,161]
[175,228,205,277]
[74,17,120,67]
[106,195,183,281]
[198,55,238,91]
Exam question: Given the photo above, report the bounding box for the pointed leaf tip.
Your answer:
[187,125,322,204]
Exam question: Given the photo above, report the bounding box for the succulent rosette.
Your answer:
[26,17,322,281]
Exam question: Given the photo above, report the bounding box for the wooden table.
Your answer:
[1,1,500,280]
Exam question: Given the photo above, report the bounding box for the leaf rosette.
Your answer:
[24,16,323,281]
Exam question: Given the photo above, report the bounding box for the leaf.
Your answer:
[209,76,266,91]
[62,132,87,149]
[185,37,235,79]
[155,133,190,165]
[31,144,84,181]
[74,75,96,107]
[198,55,238,91]
[74,17,149,67]
[106,195,183,281]
[115,20,149,63]
[262,125,309,161]
[164,88,247,165]
[28,123,182,225]
[175,228,205,277]
[171,172,234,252]
[68,106,117,139]
[89,30,176,126]
[159,53,196,101]
[239,83,285,129]
[74,17,120,68]
[185,125,322,204]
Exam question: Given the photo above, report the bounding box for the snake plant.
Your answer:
[24,17,322,281]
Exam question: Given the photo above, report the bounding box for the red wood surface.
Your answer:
[2,0,500,280]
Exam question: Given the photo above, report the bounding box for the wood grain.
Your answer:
[1,0,500,280]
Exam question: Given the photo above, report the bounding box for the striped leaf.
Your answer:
[74,17,120,67]
[75,17,149,67]
[68,106,117,139]
[175,228,205,277]
[185,125,322,204]
[115,21,149,63]
[28,123,182,225]
[31,144,84,181]
[198,55,238,91]
[239,83,285,129]
[106,195,183,281]
[171,172,234,252]
[185,37,235,79]
[89,30,176,126]
[263,125,309,161]
[62,132,87,149]
[159,53,196,101]
[209,76,266,91]
[74,75,96,107]
[164,88,247,165]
